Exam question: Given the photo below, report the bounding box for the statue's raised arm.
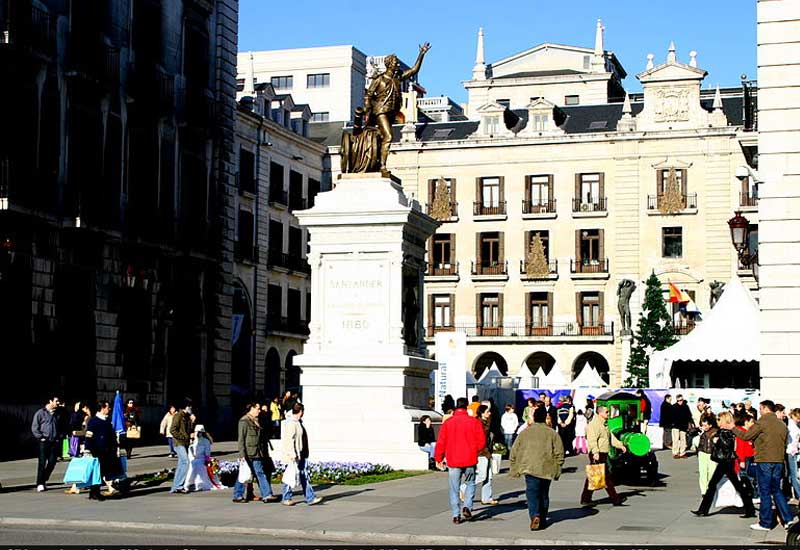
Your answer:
[402,42,431,81]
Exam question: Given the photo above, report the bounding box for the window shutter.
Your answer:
[499,176,505,204]
[657,169,664,194]
[476,293,483,327]
[524,230,530,258]
[574,173,581,200]
[547,292,554,325]
[576,292,583,326]
[450,233,456,264]
[428,179,436,203]
[449,294,455,327]
[598,228,605,263]
[599,172,605,199]
[475,233,482,266]
[475,177,482,204]
[498,293,504,329]
[548,174,554,201]
[498,231,505,263]
[524,292,531,329]
[524,175,531,203]
[427,236,432,267]
[575,229,581,264]
[427,294,434,328]
[450,178,457,203]
[681,169,688,195]
[598,291,605,324]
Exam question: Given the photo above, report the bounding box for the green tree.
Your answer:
[625,272,677,387]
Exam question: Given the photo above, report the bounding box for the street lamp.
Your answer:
[728,210,758,282]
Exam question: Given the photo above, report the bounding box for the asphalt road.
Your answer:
[0,527,338,546]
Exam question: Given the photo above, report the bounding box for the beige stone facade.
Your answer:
[322,39,754,387]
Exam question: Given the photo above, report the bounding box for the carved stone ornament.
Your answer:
[654,88,690,122]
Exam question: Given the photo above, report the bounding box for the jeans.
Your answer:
[282,458,316,503]
[755,462,793,528]
[448,465,476,518]
[167,437,175,455]
[234,458,274,499]
[171,445,190,492]
[504,434,514,450]
[524,475,551,520]
[787,454,800,499]
[419,443,436,459]
[461,456,493,503]
[36,440,59,486]
[697,460,754,514]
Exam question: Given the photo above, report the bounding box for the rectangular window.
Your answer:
[484,115,499,135]
[528,175,551,210]
[311,112,329,123]
[658,169,687,195]
[579,173,601,204]
[565,95,580,106]
[480,232,501,267]
[579,229,601,264]
[480,294,500,329]
[496,99,510,109]
[269,219,283,252]
[289,226,303,258]
[238,148,255,193]
[480,177,500,208]
[306,73,330,88]
[270,75,293,89]
[583,55,590,70]
[581,292,600,326]
[431,234,453,270]
[267,284,282,322]
[237,209,254,259]
[433,295,453,328]
[662,226,683,258]
[529,292,549,328]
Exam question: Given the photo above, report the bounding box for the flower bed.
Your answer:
[214,459,393,486]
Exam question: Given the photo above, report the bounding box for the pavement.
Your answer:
[0,443,795,545]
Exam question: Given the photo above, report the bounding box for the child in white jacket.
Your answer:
[574,410,588,454]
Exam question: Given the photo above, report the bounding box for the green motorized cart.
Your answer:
[595,391,659,486]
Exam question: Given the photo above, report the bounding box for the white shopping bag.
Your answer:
[282,461,300,489]
[711,477,744,509]
[237,458,253,484]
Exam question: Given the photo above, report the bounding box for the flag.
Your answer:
[668,283,690,303]
[111,391,126,435]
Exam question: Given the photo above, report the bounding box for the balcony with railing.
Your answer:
[473,201,507,218]
[269,188,288,207]
[425,261,459,280]
[425,321,614,341]
[572,197,607,216]
[570,258,610,278]
[426,201,458,220]
[267,249,310,275]
[0,4,56,58]
[519,259,558,280]
[522,199,557,218]
[266,315,309,336]
[289,196,308,211]
[673,319,696,336]
[471,260,508,280]
[740,191,758,210]
[646,193,698,214]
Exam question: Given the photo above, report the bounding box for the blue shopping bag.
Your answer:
[63,457,99,485]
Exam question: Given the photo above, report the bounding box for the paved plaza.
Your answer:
[0,443,794,545]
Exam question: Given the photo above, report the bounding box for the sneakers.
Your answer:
[481,499,499,505]
[750,523,771,531]
[261,495,280,503]
[308,496,323,506]
[36,484,45,493]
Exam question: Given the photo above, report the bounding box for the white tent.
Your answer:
[572,362,609,388]
[649,276,759,388]
[516,369,539,390]
[477,361,504,385]
[465,370,478,386]
[540,365,568,388]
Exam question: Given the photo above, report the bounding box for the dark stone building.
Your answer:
[0,0,239,456]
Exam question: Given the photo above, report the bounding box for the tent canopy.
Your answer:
[572,363,609,388]
[649,276,759,387]
[540,365,567,388]
[477,361,504,384]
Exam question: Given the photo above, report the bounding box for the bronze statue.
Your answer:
[341,43,431,177]
[617,279,636,334]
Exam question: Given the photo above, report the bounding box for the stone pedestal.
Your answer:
[293,174,439,470]
[620,334,632,385]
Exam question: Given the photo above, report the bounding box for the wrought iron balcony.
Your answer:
[646,193,698,211]
[426,262,458,277]
[0,4,56,58]
[473,201,506,216]
[519,259,558,278]
[471,260,508,276]
[572,197,607,213]
[522,199,556,215]
[740,191,758,207]
[266,315,310,336]
[673,319,696,336]
[267,249,310,274]
[426,325,455,337]
[431,321,614,339]
[570,258,609,274]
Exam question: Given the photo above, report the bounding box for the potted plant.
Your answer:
[491,442,508,474]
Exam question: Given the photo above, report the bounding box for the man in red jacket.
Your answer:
[435,397,487,524]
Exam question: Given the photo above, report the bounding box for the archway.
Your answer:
[285,350,301,397]
[524,351,557,376]
[472,351,509,380]
[572,351,610,384]
[264,347,281,401]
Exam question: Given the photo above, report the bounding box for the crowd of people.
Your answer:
[28,389,800,533]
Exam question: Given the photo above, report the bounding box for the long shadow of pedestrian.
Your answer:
[0,483,39,493]
[546,506,600,525]
[300,488,374,502]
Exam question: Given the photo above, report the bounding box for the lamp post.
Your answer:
[727,210,758,282]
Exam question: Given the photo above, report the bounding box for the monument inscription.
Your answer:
[324,259,389,344]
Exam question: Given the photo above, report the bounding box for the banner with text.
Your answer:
[434,332,467,413]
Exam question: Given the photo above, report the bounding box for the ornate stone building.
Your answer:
[0,0,239,451]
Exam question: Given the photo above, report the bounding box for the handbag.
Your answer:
[64,457,99,485]
[126,426,141,439]
[585,463,606,491]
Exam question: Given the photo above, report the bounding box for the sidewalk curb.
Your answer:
[0,517,599,545]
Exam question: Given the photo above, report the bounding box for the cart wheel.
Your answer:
[787,521,800,546]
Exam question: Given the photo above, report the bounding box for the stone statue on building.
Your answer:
[341,43,431,177]
[709,280,725,308]
[617,279,636,334]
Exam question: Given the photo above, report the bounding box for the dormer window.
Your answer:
[484,115,499,136]
[531,114,548,132]
[497,99,510,109]
[565,95,580,106]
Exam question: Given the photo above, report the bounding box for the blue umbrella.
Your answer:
[111,391,126,435]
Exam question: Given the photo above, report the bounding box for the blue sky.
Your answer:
[238,0,756,104]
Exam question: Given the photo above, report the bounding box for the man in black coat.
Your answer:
[671,394,694,459]
[85,401,120,500]
[660,394,673,450]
